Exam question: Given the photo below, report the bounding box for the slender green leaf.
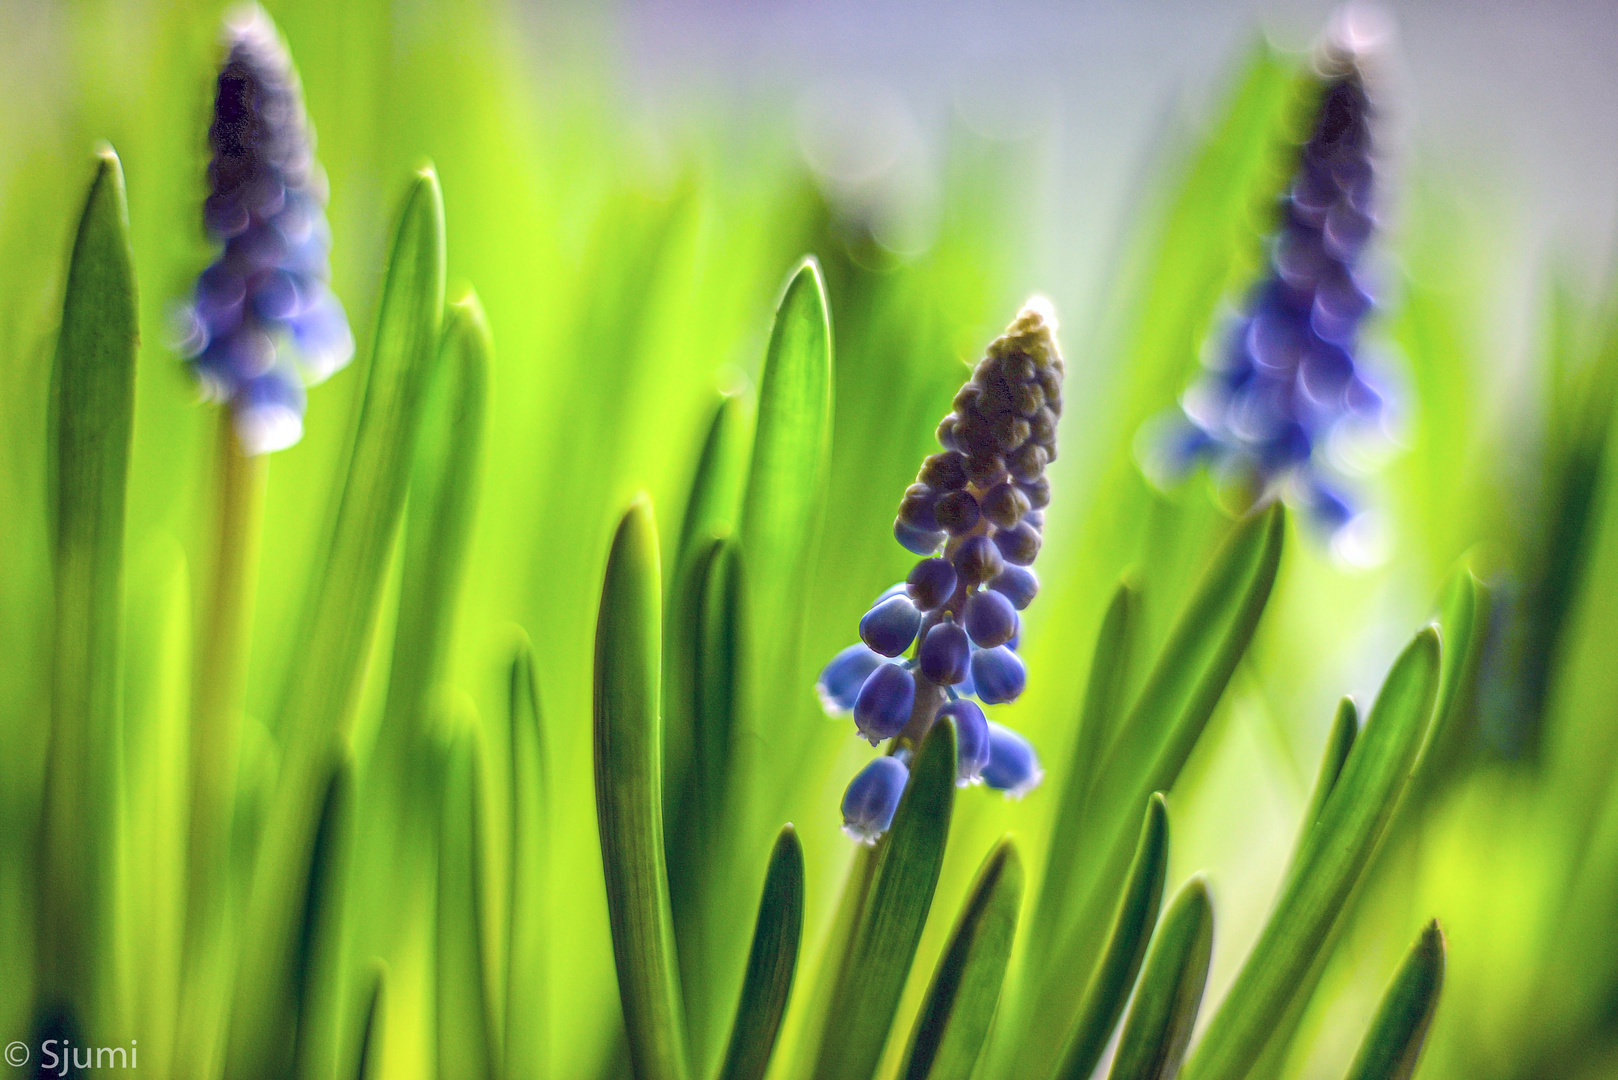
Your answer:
[1344,921,1446,1080]
[716,825,806,1080]
[677,393,751,564]
[813,722,957,1080]
[1035,578,1141,951]
[900,837,1025,1080]
[279,163,446,747]
[1054,793,1171,1080]
[228,166,446,1080]
[378,286,492,769]
[740,257,833,659]
[294,755,356,1080]
[1236,700,1358,1080]
[1303,698,1359,838]
[38,147,137,1033]
[1180,627,1442,1080]
[1107,877,1213,1080]
[506,637,550,1080]
[1409,566,1487,798]
[438,702,498,1080]
[1025,508,1281,1071]
[353,963,387,1080]
[594,497,689,1080]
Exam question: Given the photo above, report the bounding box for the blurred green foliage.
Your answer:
[4,2,1618,1079]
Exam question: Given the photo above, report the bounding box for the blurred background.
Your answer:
[3,2,1618,1079]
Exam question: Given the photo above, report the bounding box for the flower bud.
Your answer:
[895,519,946,556]
[816,644,885,715]
[939,699,990,784]
[989,565,1039,610]
[982,722,1043,798]
[971,645,1026,704]
[918,622,971,686]
[854,665,915,744]
[906,557,958,611]
[842,755,910,844]
[859,594,923,657]
[963,589,1017,648]
[953,534,1004,588]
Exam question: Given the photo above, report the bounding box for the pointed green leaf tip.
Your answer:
[41,144,138,1018]
[1181,626,1441,1080]
[813,722,956,1080]
[1345,921,1445,1080]
[716,825,806,1080]
[1055,793,1171,1080]
[1107,877,1214,1080]
[741,257,833,658]
[900,837,1025,1080]
[595,497,689,1080]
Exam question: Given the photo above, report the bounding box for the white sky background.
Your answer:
[537,0,1618,374]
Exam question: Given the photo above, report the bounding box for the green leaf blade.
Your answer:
[1106,876,1214,1080]
[1054,792,1172,1080]
[813,722,957,1080]
[40,146,138,1030]
[900,837,1025,1080]
[740,258,833,659]
[1034,578,1141,953]
[594,497,689,1080]
[1344,921,1446,1080]
[716,825,806,1080]
[1180,627,1442,1080]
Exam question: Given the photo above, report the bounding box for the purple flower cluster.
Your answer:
[818,303,1057,843]
[1169,36,1386,532]
[178,7,352,454]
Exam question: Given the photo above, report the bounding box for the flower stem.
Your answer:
[183,410,264,975]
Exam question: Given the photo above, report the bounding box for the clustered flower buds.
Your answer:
[819,302,1057,843]
[178,6,353,454]
[1166,25,1387,533]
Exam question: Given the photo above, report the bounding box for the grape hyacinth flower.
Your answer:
[177,6,353,454]
[1159,23,1388,539]
[819,300,1061,842]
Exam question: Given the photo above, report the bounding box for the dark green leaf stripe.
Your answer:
[1054,793,1171,1080]
[438,708,498,1080]
[595,498,689,1080]
[39,146,138,1029]
[1345,921,1446,1080]
[716,825,806,1080]
[1107,877,1213,1080]
[813,722,957,1080]
[1180,627,1441,1080]
[507,638,550,1080]
[352,963,387,1080]
[900,837,1025,1080]
[740,257,832,666]
[293,754,356,1080]
[229,167,447,1080]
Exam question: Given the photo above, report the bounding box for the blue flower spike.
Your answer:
[842,755,911,845]
[1160,22,1389,538]
[982,721,1044,798]
[818,301,1061,840]
[180,5,353,454]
